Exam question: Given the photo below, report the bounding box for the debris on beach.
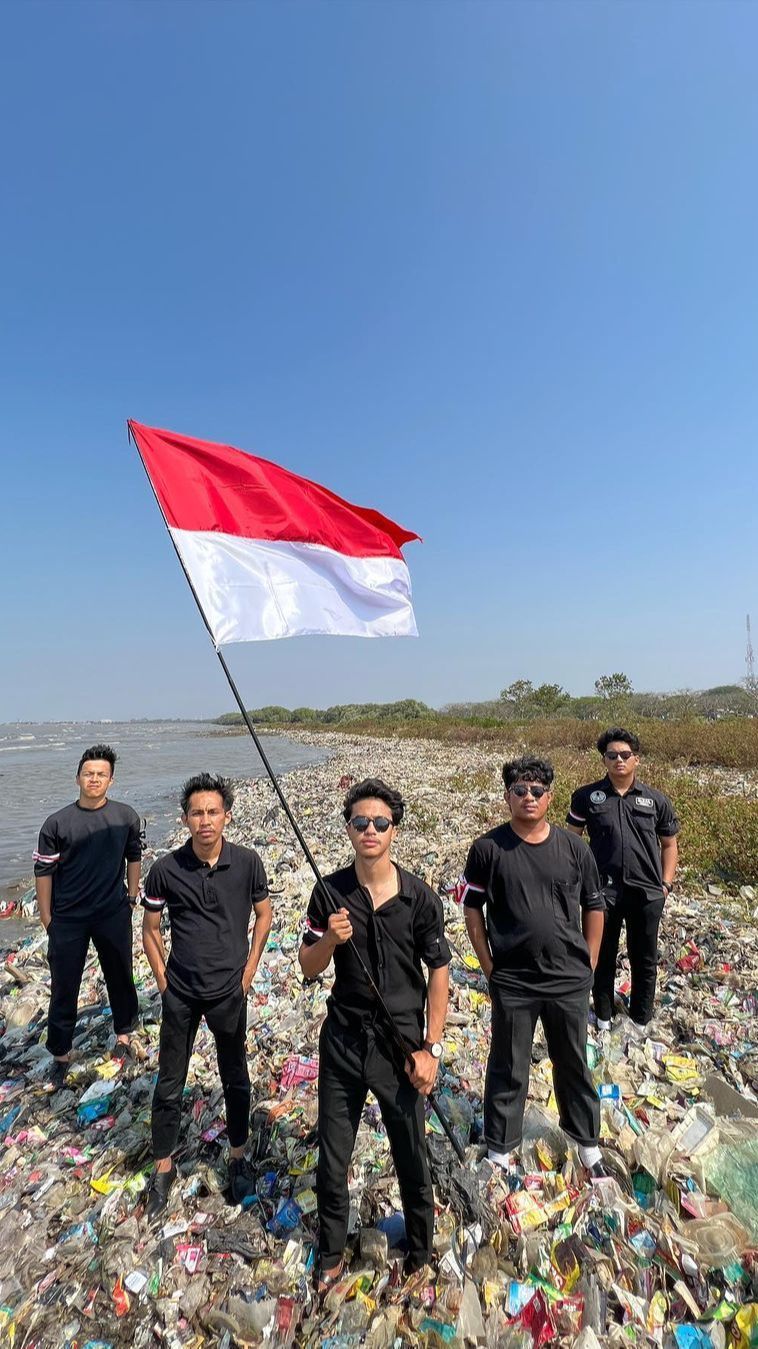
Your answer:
[0,732,756,1346]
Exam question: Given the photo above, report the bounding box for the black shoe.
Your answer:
[586,1161,610,1182]
[403,1255,432,1279]
[145,1163,176,1219]
[47,1058,70,1091]
[229,1156,254,1204]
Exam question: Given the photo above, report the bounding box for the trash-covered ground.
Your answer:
[1,731,757,1348]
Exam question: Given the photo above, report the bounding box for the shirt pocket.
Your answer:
[552,879,580,922]
[632,807,657,832]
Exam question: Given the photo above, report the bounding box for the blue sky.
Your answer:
[2,0,757,721]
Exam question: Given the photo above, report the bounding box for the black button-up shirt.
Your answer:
[302,863,451,1040]
[143,839,269,1000]
[567,777,679,895]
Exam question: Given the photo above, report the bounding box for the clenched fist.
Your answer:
[327,908,353,945]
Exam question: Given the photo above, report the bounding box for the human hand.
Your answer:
[405,1049,439,1096]
[241,967,255,996]
[327,908,353,946]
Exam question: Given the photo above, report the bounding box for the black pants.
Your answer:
[593,885,665,1025]
[47,905,138,1057]
[316,1018,434,1270]
[151,984,250,1158]
[485,986,600,1153]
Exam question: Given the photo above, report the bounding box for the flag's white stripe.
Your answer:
[171,529,418,645]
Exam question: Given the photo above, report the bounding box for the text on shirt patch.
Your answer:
[589,791,607,804]
[635,797,654,808]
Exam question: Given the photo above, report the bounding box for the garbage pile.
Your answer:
[0,732,756,1348]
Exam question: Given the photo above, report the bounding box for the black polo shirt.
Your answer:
[567,777,679,895]
[462,824,604,997]
[143,839,269,1001]
[33,799,143,918]
[302,863,451,1040]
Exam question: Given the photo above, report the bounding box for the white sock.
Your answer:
[596,1019,611,1032]
[578,1145,602,1168]
[487,1147,514,1170]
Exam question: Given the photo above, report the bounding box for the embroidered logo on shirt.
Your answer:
[590,791,607,804]
[635,796,654,808]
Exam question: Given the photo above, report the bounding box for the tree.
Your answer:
[594,673,633,701]
[499,680,534,718]
[594,672,633,723]
[530,683,570,716]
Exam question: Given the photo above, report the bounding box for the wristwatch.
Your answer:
[663,882,673,896]
[424,1040,443,1060]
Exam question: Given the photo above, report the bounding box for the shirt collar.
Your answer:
[349,861,412,904]
[181,837,232,870]
[602,775,640,798]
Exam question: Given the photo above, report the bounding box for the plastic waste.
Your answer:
[1,734,757,1344]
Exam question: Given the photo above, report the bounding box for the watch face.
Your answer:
[430,1042,442,1058]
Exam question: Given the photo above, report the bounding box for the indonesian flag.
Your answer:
[128,421,420,645]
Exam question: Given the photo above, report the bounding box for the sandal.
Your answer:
[315,1259,345,1295]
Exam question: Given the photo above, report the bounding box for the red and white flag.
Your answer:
[129,421,420,646]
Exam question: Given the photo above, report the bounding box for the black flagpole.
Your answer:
[128,422,466,1162]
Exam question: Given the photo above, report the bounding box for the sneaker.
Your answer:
[145,1163,176,1220]
[596,1018,612,1032]
[229,1156,254,1204]
[112,1040,134,1061]
[586,1160,610,1182]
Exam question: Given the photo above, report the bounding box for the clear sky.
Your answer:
[2,0,757,721]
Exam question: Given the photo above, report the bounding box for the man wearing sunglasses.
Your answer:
[299,777,451,1291]
[567,728,679,1033]
[460,756,606,1178]
[141,773,272,1217]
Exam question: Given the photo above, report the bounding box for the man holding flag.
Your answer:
[299,777,451,1290]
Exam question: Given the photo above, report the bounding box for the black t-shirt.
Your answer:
[33,799,143,918]
[567,777,679,895]
[143,839,269,1001]
[462,824,604,997]
[302,863,452,1041]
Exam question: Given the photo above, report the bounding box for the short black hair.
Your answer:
[502,756,554,790]
[342,777,404,826]
[181,772,234,815]
[77,744,116,776]
[597,727,640,755]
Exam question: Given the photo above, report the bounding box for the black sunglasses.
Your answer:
[510,783,549,799]
[348,815,394,833]
[605,750,634,761]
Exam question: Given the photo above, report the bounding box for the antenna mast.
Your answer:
[747,614,755,684]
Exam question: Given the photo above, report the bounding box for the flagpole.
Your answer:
[128,422,466,1162]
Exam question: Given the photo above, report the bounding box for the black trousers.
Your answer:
[485,986,600,1153]
[593,885,665,1025]
[47,905,138,1057]
[151,984,250,1158]
[316,1018,434,1270]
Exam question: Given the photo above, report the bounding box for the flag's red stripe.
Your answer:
[129,421,420,560]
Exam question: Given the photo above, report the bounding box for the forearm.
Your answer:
[582,909,605,969]
[425,965,449,1043]
[142,923,168,989]
[243,902,272,983]
[660,838,678,887]
[126,860,141,900]
[36,876,53,929]
[464,908,493,979]
[299,935,336,979]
